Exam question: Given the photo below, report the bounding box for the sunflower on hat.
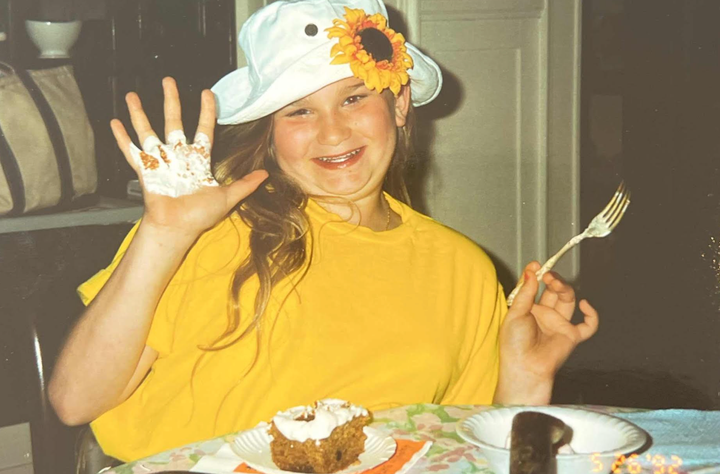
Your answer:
[326,7,413,96]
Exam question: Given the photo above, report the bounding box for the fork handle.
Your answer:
[506,231,589,307]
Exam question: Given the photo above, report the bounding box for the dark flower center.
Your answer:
[358,27,393,62]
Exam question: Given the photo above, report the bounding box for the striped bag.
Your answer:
[0,62,97,216]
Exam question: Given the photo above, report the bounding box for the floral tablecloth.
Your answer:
[103,404,702,474]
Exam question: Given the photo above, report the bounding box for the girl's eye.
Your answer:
[288,108,311,117]
[344,95,366,105]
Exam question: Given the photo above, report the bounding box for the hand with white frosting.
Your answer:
[129,129,218,198]
[110,77,268,237]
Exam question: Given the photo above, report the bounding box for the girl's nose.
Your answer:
[317,112,351,146]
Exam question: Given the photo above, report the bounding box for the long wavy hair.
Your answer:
[206,92,416,353]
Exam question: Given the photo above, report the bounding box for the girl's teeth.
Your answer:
[318,149,360,162]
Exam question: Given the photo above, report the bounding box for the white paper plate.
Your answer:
[231,425,397,474]
[456,406,648,474]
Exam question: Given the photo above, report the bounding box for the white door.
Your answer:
[235,0,582,287]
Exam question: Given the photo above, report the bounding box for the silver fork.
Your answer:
[506,181,631,307]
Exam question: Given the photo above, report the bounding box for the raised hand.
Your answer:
[494,261,599,404]
[111,77,268,238]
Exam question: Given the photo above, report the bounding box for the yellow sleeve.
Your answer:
[75,220,174,355]
[77,221,141,305]
[441,281,508,405]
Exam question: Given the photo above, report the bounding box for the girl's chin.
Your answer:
[303,179,376,199]
[311,188,366,199]
[314,181,386,198]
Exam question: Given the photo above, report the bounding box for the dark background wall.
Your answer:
[554,0,720,410]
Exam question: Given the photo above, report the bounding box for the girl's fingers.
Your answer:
[507,261,541,318]
[126,92,159,148]
[524,304,556,334]
[576,299,600,341]
[531,303,592,345]
[162,77,184,141]
[539,272,576,320]
[526,260,541,274]
[531,298,599,343]
[531,303,582,332]
[224,170,269,208]
[110,119,138,174]
[195,89,216,146]
[538,276,558,308]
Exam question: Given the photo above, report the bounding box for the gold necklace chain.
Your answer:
[384,194,391,231]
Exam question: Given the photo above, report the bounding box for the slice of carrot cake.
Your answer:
[268,399,371,473]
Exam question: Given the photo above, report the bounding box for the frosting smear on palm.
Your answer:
[129,130,218,197]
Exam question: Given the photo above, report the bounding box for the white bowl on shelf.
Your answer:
[456,406,649,474]
[25,20,82,59]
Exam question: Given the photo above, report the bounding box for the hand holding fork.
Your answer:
[506,182,631,307]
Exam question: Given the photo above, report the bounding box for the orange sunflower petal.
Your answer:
[342,44,358,55]
[331,54,352,65]
[366,67,381,91]
[351,61,368,80]
[330,43,344,57]
[339,35,355,46]
[402,53,414,69]
[326,27,347,38]
[367,13,387,30]
[344,7,364,25]
[356,50,370,63]
[379,70,391,89]
[389,79,401,96]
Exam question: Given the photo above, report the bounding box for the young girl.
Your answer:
[48,0,599,463]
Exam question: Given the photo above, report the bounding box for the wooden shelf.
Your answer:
[0,197,143,234]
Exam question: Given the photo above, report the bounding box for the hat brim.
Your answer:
[406,43,442,107]
[213,41,442,125]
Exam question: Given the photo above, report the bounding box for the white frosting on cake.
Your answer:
[271,399,369,443]
[129,132,218,197]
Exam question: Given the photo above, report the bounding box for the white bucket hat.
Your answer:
[211,0,442,125]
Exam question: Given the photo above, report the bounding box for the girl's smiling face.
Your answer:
[271,77,410,201]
